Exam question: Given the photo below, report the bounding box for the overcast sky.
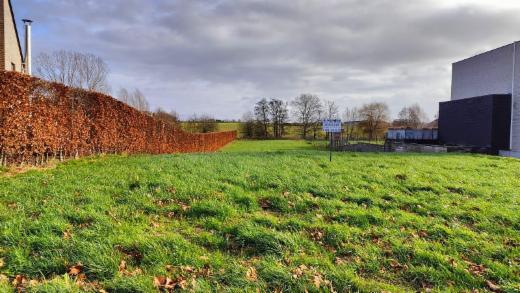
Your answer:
[12,0,520,120]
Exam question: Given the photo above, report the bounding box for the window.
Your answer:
[11,63,16,71]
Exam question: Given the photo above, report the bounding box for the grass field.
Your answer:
[0,140,519,292]
[221,139,327,153]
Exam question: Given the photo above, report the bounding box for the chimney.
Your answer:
[22,19,33,75]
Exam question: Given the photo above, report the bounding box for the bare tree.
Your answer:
[240,111,259,138]
[154,108,179,126]
[291,94,322,139]
[35,50,110,93]
[324,100,340,120]
[343,107,359,141]
[398,103,428,128]
[269,99,289,138]
[118,87,150,112]
[117,88,131,104]
[132,89,150,112]
[311,107,323,140]
[358,102,390,141]
[254,98,270,138]
[186,114,218,133]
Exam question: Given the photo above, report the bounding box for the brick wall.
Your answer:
[2,0,23,71]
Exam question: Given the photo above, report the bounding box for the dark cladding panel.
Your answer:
[492,96,512,151]
[439,94,511,154]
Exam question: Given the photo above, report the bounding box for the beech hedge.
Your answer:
[0,71,236,166]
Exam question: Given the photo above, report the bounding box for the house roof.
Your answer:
[7,0,24,62]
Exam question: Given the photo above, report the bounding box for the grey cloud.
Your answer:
[13,0,520,119]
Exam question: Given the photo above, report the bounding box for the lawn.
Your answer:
[220,139,326,153]
[0,141,519,292]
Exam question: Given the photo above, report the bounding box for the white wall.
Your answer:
[451,42,520,152]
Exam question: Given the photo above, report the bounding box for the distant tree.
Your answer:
[154,108,179,125]
[358,102,390,141]
[186,114,218,133]
[118,88,150,112]
[398,103,428,128]
[343,107,360,141]
[311,107,323,140]
[240,111,259,138]
[254,98,270,138]
[269,99,289,138]
[324,100,340,120]
[291,94,322,139]
[35,50,110,93]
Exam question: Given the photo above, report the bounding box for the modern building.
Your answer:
[439,42,520,157]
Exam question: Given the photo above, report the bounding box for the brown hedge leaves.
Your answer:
[0,71,236,166]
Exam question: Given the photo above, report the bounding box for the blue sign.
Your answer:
[323,119,342,133]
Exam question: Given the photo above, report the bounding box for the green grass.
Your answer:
[0,141,519,292]
[221,139,326,153]
[216,122,241,132]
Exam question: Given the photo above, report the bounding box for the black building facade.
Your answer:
[438,94,512,154]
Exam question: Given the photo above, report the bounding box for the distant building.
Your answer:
[0,0,23,72]
[386,128,438,142]
[439,42,520,156]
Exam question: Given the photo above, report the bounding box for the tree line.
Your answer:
[242,94,430,141]
[34,50,221,134]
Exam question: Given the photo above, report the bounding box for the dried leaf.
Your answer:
[63,230,73,240]
[68,264,83,276]
[246,267,258,282]
[118,260,127,272]
[485,280,501,292]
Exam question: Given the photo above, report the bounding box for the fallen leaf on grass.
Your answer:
[118,260,127,272]
[334,257,347,265]
[154,276,189,291]
[63,230,73,240]
[246,267,257,282]
[291,265,308,279]
[418,230,428,238]
[68,264,83,276]
[12,275,27,287]
[485,280,501,292]
[181,266,195,273]
[465,262,486,276]
[389,259,408,271]
[154,276,174,290]
[313,274,324,288]
[312,273,332,290]
[0,258,4,268]
[259,198,271,209]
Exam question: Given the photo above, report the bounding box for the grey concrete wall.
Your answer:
[451,44,514,100]
[451,42,520,152]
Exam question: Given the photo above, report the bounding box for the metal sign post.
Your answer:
[323,119,342,162]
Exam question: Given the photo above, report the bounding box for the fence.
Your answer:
[0,71,236,166]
